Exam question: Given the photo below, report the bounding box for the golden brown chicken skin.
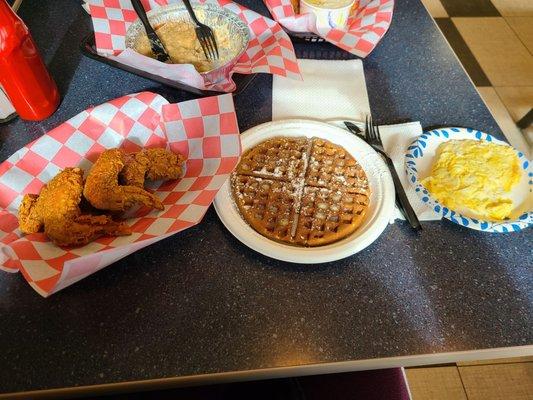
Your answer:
[83,149,164,211]
[18,168,131,247]
[120,148,185,187]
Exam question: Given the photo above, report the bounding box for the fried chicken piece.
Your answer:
[120,148,185,188]
[18,168,131,247]
[144,148,185,181]
[120,151,150,188]
[290,0,299,13]
[18,194,41,233]
[84,149,163,211]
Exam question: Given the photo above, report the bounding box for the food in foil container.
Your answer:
[135,20,231,72]
[127,4,249,75]
[18,147,186,247]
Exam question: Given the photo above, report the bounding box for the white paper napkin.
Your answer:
[379,122,441,221]
[272,58,441,222]
[272,59,370,121]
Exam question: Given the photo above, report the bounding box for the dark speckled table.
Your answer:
[0,0,531,398]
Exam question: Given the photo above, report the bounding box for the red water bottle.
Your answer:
[0,0,60,121]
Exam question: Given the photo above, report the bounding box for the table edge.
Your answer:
[2,345,531,399]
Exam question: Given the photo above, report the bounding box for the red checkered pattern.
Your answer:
[0,92,241,297]
[264,0,394,57]
[84,0,301,92]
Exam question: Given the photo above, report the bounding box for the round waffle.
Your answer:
[231,136,370,246]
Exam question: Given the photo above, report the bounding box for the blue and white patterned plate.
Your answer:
[405,127,532,233]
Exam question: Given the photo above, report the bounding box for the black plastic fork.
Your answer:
[182,0,219,60]
[345,118,422,230]
[364,115,422,230]
[130,0,170,62]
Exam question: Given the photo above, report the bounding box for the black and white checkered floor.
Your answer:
[420,0,532,155]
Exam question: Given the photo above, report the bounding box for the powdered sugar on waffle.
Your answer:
[256,164,284,178]
[231,136,370,246]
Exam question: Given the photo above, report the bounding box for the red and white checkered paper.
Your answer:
[264,0,394,57]
[0,92,241,297]
[84,0,301,92]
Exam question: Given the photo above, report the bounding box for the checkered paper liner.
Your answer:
[0,92,241,297]
[84,0,301,92]
[264,0,394,57]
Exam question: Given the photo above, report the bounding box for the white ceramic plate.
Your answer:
[213,119,395,263]
[405,127,532,233]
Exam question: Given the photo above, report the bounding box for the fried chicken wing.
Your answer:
[84,149,163,211]
[18,168,131,247]
[120,151,150,188]
[120,148,185,187]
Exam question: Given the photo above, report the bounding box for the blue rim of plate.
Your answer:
[405,127,532,233]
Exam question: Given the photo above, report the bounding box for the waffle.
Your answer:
[236,136,311,181]
[231,136,370,247]
[295,186,369,246]
[232,174,301,243]
[306,138,368,191]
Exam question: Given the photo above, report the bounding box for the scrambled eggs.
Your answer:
[421,139,521,221]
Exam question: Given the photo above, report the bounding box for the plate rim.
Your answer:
[404,126,532,233]
[213,118,395,263]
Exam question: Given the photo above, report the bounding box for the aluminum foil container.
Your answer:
[125,3,250,85]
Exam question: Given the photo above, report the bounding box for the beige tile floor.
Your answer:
[406,357,533,400]
[406,366,467,400]
[453,17,533,87]
[419,0,449,18]
[490,0,533,17]
[420,0,533,156]
[477,87,530,152]
[459,363,533,400]
[506,17,533,54]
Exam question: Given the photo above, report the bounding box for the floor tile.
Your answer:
[457,355,533,366]
[458,363,533,400]
[494,86,533,121]
[506,17,533,54]
[490,0,533,17]
[453,17,533,86]
[524,126,533,147]
[477,87,530,156]
[419,0,448,18]
[435,18,491,86]
[405,366,467,400]
[439,0,500,17]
